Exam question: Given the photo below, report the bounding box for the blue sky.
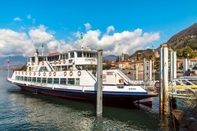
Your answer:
[0,0,197,57]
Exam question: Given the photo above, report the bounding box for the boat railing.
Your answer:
[86,70,97,81]
[116,69,131,84]
[46,61,55,71]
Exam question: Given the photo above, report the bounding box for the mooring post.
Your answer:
[160,44,169,115]
[97,49,103,117]
[159,46,164,114]
[148,60,152,81]
[136,64,138,80]
[163,46,169,115]
[143,58,147,82]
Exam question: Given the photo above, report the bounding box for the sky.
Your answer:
[0,0,197,57]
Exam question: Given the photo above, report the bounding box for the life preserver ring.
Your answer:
[59,60,61,64]
[42,61,44,65]
[64,71,67,76]
[78,71,81,76]
[119,79,124,83]
[53,72,56,76]
[43,72,46,76]
[154,82,160,88]
[34,72,36,76]
[49,72,52,76]
[69,71,73,76]
[38,72,40,76]
[63,59,66,64]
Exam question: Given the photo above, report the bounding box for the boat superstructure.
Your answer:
[7,47,157,102]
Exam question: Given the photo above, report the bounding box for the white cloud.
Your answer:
[84,23,91,30]
[74,27,159,56]
[0,23,160,58]
[27,14,31,19]
[0,29,35,56]
[106,26,115,34]
[13,17,22,21]
[29,25,53,45]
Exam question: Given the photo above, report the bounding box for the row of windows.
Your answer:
[15,76,80,85]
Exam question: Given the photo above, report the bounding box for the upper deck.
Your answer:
[26,47,98,72]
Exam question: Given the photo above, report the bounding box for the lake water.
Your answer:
[0,72,175,131]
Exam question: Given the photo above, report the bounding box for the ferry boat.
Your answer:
[7,47,157,103]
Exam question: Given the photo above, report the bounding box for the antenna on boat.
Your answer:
[41,43,44,55]
[80,33,83,50]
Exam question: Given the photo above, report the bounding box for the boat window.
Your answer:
[77,52,82,57]
[48,78,53,84]
[24,77,27,81]
[27,77,31,82]
[60,78,66,85]
[76,78,80,85]
[42,78,47,83]
[19,76,23,81]
[32,77,36,82]
[31,57,35,62]
[54,78,59,84]
[15,76,18,80]
[70,52,74,58]
[69,60,73,64]
[37,77,41,83]
[68,78,75,85]
[62,66,67,71]
[65,53,68,59]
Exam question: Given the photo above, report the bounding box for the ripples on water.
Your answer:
[0,72,174,131]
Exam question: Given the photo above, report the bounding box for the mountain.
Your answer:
[166,23,197,50]
[103,55,117,62]
[0,55,26,68]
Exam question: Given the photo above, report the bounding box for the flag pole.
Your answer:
[7,58,10,78]
[80,34,83,49]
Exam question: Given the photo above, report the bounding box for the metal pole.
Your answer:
[163,46,169,115]
[143,58,147,82]
[159,46,164,114]
[97,49,103,117]
[173,51,177,79]
[149,60,152,81]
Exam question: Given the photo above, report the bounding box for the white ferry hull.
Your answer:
[8,79,155,102]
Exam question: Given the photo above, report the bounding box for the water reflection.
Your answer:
[4,89,175,131]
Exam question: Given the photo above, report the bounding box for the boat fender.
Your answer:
[69,71,73,76]
[59,60,61,64]
[63,59,66,64]
[22,71,24,75]
[78,71,81,76]
[38,72,40,76]
[43,72,46,76]
[49,72,52,76]
[29,72,31,76]
[15,71,17,74]
[34,72,36,76]
[119,79,124,83]
[53,72,56,76]
[64,71,67,76]
[54,61,56,64]
[42,61,44,65]
[26,72,27,75]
